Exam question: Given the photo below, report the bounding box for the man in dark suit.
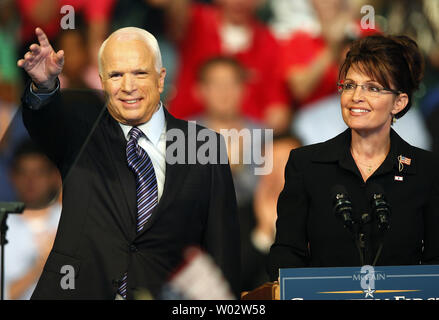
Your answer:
[17,27,240,299]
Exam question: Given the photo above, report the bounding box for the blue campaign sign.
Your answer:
[279,265,439,300]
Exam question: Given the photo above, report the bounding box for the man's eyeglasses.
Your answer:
[337,82,401,97]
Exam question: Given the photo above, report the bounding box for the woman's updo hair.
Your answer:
[339,35,424,119]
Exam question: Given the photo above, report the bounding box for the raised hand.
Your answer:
[17,28,64,90]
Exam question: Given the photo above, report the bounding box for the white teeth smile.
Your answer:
[351,108,370,113]
[124,99,140,104]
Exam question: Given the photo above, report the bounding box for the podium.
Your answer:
[241,265,439,300]
[241,282,279,300]
[279,264,439,300]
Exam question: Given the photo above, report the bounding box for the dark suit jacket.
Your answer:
[21,87,240,299]
[426,106,439,156]
[268,128,439,281]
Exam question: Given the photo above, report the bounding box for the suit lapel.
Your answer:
[136,108,192,235]
[101,111,137,237]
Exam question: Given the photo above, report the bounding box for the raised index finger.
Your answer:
[35,27,51,47]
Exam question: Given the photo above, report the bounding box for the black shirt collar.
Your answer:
[311,128,416,176]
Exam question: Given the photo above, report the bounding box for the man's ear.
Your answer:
[158,68,166,93]
[99,74,104,90]
[392,93,409,116]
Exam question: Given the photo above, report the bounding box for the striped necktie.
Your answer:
[118,126,158,299]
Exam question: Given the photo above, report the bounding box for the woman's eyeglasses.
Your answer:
[337,82,402,97]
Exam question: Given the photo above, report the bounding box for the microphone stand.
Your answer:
[0,203,25,300]
[350,223,365,266]
[370,191,391,266]
[372,230,388,266]
[359,218,389,266]
[358,212,372,266]
[0,209,6,301]
[332,187,365,266]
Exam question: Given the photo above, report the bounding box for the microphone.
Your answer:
[367,183,390,266]
[332,185,354,230]
[332,185,364,265]
[367,184,390,231]
[0,203,25,302]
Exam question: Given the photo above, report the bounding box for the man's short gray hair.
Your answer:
[98,27,163,75]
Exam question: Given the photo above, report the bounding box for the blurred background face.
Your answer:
[11,154,58,208]
[215,0,263,24]
[100,39,166,126]
[58,30,88,83]
[311,0,343,23]
[198,62,244,121]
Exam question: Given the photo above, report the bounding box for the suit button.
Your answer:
[129,244,138,252]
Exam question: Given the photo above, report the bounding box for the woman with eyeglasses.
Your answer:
[268,35,439,279]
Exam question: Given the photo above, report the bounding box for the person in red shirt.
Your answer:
[18,0,115,44]
[280,0,378,109]
[18,0,116,88]
[153,0,291,134]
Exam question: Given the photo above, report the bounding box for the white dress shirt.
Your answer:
[119,103,167,202]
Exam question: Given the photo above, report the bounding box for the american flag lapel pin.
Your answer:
[397,155,412,172]
[400,155,412,165]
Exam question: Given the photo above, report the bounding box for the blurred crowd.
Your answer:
[1,0,439,298]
